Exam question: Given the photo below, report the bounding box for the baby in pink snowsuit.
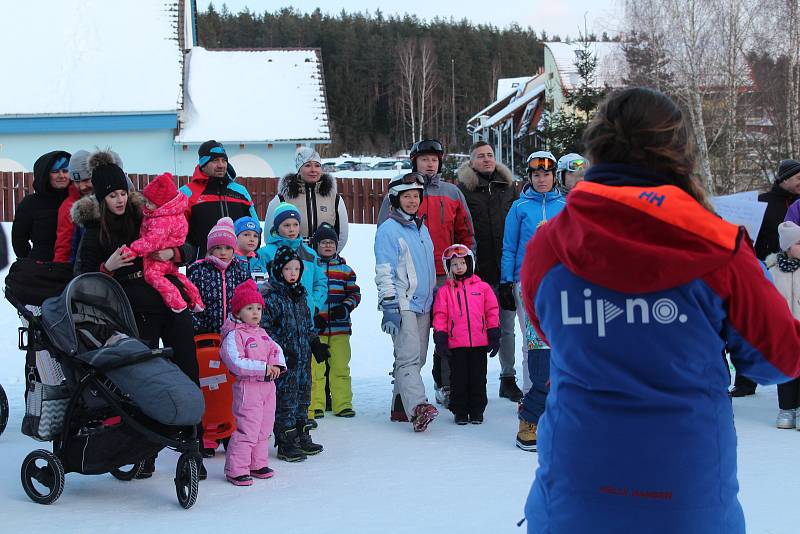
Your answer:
[220,279,286,486]
[129,173,204,313]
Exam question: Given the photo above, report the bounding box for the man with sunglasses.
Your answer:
[457,141,522,402]
[180,140,260,259]
[378,139,475,408]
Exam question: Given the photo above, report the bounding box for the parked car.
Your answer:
[335,161,359,171]
[371,160,402,170]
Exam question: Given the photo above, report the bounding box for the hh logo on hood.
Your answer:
[561,289,687,337]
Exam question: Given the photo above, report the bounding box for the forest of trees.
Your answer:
[197,5,542,155]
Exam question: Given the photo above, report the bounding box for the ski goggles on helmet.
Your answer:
[527,157,555,172]
[412,139,444,155]
[397,172,425,185]
[443,244,471,261]
[564,158,586,172]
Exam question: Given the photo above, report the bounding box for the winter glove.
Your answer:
[499,283,517,312]
[380,299,402,336]
[330,304,350,321]
[314,313,328,332]
[487,327,501,358]
[310,337,331,364]
[433,331,451,357]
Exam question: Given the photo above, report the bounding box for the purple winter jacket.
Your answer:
[220,318,286,382]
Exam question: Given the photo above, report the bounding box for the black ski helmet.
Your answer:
[410,139,444,174]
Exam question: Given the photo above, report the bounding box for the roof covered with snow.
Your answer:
[177,47,330,143]
[496,77,532,100]
[544,42,626,91]
[0,0,183,116]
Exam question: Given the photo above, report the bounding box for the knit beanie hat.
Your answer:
[207,217,237,251]
[68,150,91,181]
[269,245,304,281]
[89,150,129,202]
[779,221,800,251]
[272,202,302,233]
[295,146,321,171]
[311,222,338,247]
[777,160,800,184]
[230,279,265,316]
[235,215,262,236]
[143,173,178,207]
[198,140,228,168]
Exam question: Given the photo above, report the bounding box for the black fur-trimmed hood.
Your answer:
[457,161,513,191]
[278,172,336,199]
[71,191,145,227]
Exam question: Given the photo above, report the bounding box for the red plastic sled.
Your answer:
[195,334,235,447]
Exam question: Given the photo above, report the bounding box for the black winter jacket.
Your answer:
[456,162,517,285]
[11,150,71,261]
[754,184,799,260]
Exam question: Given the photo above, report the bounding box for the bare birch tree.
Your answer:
[398,39,418,143]
[418,38,439,140]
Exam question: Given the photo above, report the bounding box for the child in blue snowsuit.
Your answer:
[257,202,327,318]
[261,246,329,462]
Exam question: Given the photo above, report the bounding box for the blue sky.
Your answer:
[201,1,622,41]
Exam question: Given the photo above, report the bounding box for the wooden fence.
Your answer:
[0,172,392,224]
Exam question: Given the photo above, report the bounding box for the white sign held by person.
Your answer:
[711,194,767,241]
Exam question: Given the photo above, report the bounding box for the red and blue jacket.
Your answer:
[520,164,800,534]
[179,165,259,260]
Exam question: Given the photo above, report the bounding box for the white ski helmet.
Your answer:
[388,172,425,208]
[525,151,557,174]
[442,243,475,278]
[556,153,588,182]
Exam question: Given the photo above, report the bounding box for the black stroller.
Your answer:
[7,273,204,509]
[0,382,7,436]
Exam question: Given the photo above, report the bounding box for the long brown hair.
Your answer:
[98,192,141,248]
[582,87,711,210]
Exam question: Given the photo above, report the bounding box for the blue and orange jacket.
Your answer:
[179,165,259,259]
[316,254,361,337]
[520,164,800,534]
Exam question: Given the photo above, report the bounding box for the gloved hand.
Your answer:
[487,327,501,358]
[498,283,516,311]
[314,313,328,332]
[433,331,451,357]
[330,304,350,321]
[310,337,331,364]
[380,299,401,336]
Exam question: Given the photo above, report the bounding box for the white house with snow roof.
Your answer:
[0,0,330,177]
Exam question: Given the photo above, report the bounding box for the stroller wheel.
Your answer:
[110,459,146,481]
[175,453,199,509]
[21,449,65,505]
[0,384,8,436]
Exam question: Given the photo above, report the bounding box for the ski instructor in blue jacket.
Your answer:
[519,87,800,533]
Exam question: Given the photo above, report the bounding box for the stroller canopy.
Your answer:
[41,273,139,356]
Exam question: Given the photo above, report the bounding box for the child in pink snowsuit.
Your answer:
[129,173,204,313]
[432,244,500,425]
[220,279,286,486]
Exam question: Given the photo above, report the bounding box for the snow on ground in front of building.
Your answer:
[0,223,798,533]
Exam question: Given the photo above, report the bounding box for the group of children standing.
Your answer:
[148,202,361,486]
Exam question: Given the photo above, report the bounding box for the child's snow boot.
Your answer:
[227,474,253,486]
[516,420,537,451]
[411,403,438,432]
[136,456,156,479]
[454,413,469,425]
[296,422,323,455]
[777,408,797,429]
[275,427,307,462]
[250,466,274,479]
[470,412,484,425]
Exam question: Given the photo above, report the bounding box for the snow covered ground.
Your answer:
[0,223,799,533]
